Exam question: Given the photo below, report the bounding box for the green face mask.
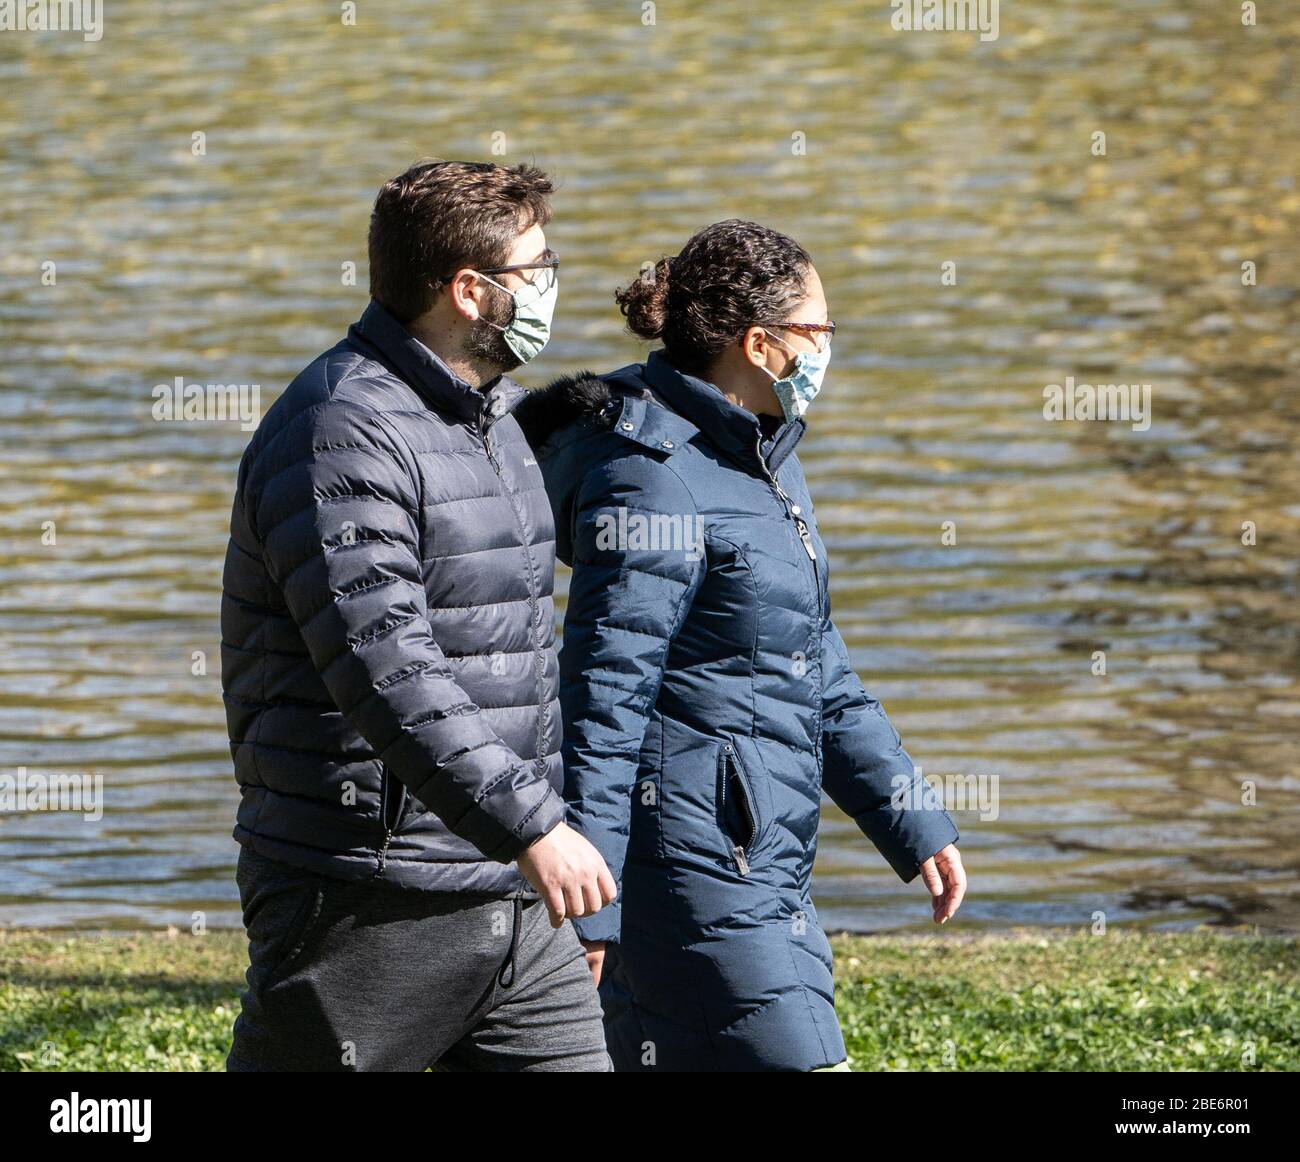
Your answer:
[476,268,558,364]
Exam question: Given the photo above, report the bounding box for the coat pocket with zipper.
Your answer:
[377,765,408,872]
[717,741,759,876]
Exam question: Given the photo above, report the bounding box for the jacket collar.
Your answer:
[642,348,805,473]
[348,299,522,425]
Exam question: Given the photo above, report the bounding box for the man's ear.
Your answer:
[446,270,484,322]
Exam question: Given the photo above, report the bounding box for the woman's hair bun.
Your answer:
[613,222,811,376]
[614,255,673,340]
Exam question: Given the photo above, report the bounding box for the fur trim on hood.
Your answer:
[513,371,650,450]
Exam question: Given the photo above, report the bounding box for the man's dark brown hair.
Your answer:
[368,160,554,323]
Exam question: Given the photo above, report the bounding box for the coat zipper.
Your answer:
[755,434,816,560]
[755,431,827,768]
[478,406,548,783]
[719,742,757,875]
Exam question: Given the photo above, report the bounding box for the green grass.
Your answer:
[0,929,243,1072]
[833,929,1300,1071]
[0,928,1295,1071]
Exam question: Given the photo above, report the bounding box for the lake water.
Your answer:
[1,0,1297,932]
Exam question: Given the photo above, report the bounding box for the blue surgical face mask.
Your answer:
[476,268,558,364]
[760,328,831,422]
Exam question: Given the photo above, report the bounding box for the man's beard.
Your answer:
[463,287,521,373]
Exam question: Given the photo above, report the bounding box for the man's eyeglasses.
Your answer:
[438,248,560,289]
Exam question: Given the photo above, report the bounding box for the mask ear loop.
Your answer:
[470,271,519,332]
[758,327,798,381]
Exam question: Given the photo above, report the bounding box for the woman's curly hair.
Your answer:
[614,219,812,377]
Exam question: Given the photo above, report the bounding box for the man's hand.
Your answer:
[517,821,617,929]
[919,843,966,924]
[580,939,606,986]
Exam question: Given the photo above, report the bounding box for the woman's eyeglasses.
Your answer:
[768,320,836,351]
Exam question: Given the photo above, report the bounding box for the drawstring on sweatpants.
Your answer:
[497,894,524,988]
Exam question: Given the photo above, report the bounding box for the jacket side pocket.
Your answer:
[717,741,759,876]
[379,763,408,834]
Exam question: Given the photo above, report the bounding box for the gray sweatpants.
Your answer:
[226,846,611,1072]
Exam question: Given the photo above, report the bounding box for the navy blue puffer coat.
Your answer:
[516,350,959,1071]
[222,300,564,894]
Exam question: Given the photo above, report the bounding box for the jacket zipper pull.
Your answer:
[756,434,816,560]
[732,844,750,876]
[795,519,816,560]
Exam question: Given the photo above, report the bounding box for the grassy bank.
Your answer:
[831,930,1298,1071]
[1,928,1295,1071]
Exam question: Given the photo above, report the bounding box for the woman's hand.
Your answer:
[580,939,607,986]
[919,844,966,924]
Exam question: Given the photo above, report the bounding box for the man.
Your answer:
[221,160,615,1071]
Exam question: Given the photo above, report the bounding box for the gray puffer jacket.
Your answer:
[221,299,563,893]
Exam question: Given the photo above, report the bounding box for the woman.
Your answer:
[515,220,966,1072]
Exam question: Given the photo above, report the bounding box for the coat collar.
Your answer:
[348,299,522,425]
[641,348,805,473]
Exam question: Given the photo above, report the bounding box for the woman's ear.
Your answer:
[741,325,771,369]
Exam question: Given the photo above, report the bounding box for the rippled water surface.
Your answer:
[1,0,1297,931]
